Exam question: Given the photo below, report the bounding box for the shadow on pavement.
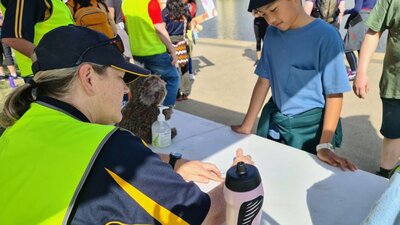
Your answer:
[242,48,258,62]
[339,115,382,173]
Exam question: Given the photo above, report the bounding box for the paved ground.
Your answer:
[175,38,385,173]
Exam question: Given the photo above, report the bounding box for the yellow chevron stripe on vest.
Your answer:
[105,168,189,225]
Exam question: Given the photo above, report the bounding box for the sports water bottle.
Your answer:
[224,162,264,225]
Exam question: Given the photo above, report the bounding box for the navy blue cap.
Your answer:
[32,25,150,83]
[248,0,276,12]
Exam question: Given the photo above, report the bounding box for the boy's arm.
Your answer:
[317,93,357,171]
[353,29,382,99]
[231,77,270,134]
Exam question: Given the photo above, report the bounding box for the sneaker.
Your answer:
[176,93,183,101]
[376,167,392,178]
[348,70,356,81]
[182,94,189,100]
[0,74,5,80]
[189,73,195,81]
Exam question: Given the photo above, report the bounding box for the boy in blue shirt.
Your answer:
[232,0,357,171]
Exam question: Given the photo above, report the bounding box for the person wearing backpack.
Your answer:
[163,0,193,101]
[0,0,74,83]
[66,0,117,38]
[303,0,345,28]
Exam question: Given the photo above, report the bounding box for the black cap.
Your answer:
[248,0,276,12]
[225,162,262,192]
[32,25,150,83]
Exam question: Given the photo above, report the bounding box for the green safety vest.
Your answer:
[0,102,117,224]
[122,0,166,56]
[0,0,74,77]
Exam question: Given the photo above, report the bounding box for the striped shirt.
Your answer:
[1,0,50,41]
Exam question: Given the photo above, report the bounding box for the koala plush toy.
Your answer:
[119,75,177,144]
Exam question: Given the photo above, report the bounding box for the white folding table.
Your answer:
[150,110,388,225]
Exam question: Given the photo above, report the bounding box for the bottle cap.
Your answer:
[157,106,167,122]
[225,162,261,192]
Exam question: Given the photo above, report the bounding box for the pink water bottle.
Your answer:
[224,162,264,225]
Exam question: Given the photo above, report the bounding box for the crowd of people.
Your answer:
[0,0,399,224]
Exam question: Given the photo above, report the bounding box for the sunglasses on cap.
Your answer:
[75,35,125,65]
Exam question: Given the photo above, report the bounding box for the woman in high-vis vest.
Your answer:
[0,25,253,225]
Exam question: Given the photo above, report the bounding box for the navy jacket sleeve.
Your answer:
[1,0,46,41]
[70,129,210,225]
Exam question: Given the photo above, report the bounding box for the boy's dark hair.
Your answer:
[311,0,339,23]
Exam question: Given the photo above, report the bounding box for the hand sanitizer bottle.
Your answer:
[152,106,171,148]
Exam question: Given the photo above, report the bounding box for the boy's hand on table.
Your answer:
[317,149,357,171]
[231,124,252,135]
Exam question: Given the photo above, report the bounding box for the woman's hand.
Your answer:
[176,160,223,183]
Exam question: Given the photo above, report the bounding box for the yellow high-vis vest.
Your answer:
[0,102,117,224]
[122,0,166,56]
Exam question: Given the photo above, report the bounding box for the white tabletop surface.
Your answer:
[151,110,389,225]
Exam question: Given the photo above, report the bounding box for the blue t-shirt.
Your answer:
[255,19,350,116]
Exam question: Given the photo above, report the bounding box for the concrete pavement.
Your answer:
[175,38,385,173]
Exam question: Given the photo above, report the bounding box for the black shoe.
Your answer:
[376,167,392,178]
[176,93,183,101]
